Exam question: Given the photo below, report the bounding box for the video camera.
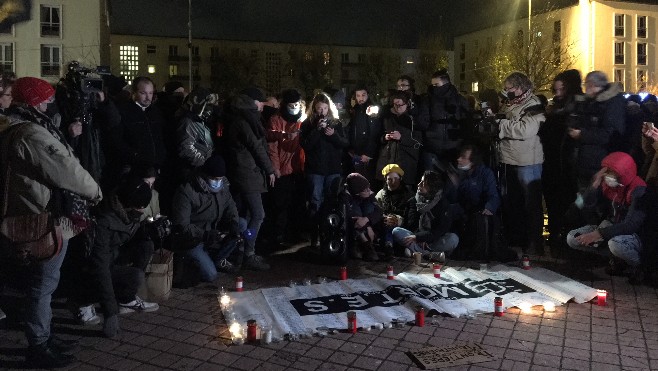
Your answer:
[66,62,110,96]
[144,215,172,242]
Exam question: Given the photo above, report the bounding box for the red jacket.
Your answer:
[266,113,305,176]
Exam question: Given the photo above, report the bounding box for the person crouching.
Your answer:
[345,173,383,261]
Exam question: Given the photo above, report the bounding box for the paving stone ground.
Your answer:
[1,246,657,370]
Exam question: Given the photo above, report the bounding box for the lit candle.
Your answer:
[220,294,231,309]
[543,301,556,312]
[597,289,607,306]
[519,302,532,314]
[229,321,244,345]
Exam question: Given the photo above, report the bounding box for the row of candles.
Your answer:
[218,265,609,345]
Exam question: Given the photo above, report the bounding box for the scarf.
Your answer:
[416,190,443,231]
[506,89,533,106]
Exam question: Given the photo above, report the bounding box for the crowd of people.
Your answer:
[0,63,657,368]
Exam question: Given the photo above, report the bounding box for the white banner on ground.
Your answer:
[225,265,598,336]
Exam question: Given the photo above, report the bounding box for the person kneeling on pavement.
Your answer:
[345,173,384,261]
[89,177,159,338]
[170,153,243,281]
[566,152,646,283]
[393,171,459,259]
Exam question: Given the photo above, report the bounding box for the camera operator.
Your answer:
[497,72,545,255]
[56,62,114,182]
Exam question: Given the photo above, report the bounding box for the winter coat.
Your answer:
[375,186,412,224]
[224,95,274,193]
[582,152,646,239]
[375,110,422,185]
[0,112,102,217]
[177,113,214,168]
[266,112,304,177]
[113,101,167,167]
[170,176,241,250]
[347,104,382,159]
[89,194,143,316]
[402,192,453,244]
[455,164,501,214]
[497,94,545,166]
[575,83,626,177]
[420,84,469,153]
[300,115,349,176]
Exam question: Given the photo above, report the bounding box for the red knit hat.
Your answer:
[12,77,55,106]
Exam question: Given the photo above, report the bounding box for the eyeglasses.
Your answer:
[394,103,407,108]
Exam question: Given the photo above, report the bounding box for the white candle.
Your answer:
[519,302,532,314]
[543,301,556,312]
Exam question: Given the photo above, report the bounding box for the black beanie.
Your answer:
[117,177,152,209]
[346,173,370,195]
[201,153,227,177]
[281,89,301,105]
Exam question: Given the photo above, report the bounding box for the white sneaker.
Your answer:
[0,307,6,321]
[404,248,412,258]
[119,296,159,314]
[77,304,101,326]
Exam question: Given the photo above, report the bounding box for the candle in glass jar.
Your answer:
[597,289,607,306]
[543,301,556,312]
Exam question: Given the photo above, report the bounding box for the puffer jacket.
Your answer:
[0,113,102,217]
[224,95,274,193]
[170,176,240,250]
[498,94,545,166]
[177,112,214,168]
[266,112,304,176]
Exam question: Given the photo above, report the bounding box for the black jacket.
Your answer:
[113,102,167,168]
[347,104,382,159]
[223,95,274,193]
[300,116,349,176]
[176,112,214,168]
[402,192,453,244]
[376,110,422,185]
[419,83,469,153]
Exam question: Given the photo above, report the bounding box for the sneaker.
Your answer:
[424,251,446,263]
[404,248,412,258]
[0,307,5,321]
[119,296,159,314]
[76,304,101,326]
[243,255,270,271]
[216,258,238,274]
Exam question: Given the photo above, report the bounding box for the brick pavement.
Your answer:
[1,247,657,370]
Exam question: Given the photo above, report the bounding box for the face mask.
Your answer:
[458,164,472,171]
[207,178,224,191]
[287,106,300,115]
[506,90,517,100]
[604,175,621,188]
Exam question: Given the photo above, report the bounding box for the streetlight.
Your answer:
[528,0,532,45]
[188,0,192,91]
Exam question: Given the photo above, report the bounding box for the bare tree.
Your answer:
[286,46,335,99]
[474,10,577,93]
[356,48,401,99]
[209,49,261,97]
[416,33,450,87]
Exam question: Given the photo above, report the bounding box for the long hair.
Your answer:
[307,92,339,122]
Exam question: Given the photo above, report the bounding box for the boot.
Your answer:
[26,343,76,368]
[605,257,628,276]
[361,241,379,262]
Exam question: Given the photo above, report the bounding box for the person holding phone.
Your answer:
[641,121,658,184]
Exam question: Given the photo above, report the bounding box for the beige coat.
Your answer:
[497,94,545,166]
[0,115,102,219]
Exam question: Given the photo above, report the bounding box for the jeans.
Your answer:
[184,219,246,281]
[500,163,543,249]
[25,239,69,347]
[566,222,643,266]
[237,192,265,257]
[306,173,341,214]
[391,227,459,254]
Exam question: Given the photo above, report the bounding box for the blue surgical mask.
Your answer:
[207,178,224,191]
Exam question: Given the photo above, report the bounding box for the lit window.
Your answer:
[40,5,60,37]
[323,52,331,65]
[614,69,625,91]
[638,70,647,91]
[472,81,479,92]
[169,64,178,76]
[638,16,647,38]
[148,65,156,74]
[614,14,625,37]
[406,56,414,64]
[119,45,139,82]
[0,43,14,72]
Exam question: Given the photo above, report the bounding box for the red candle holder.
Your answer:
[386,266,395,280]
[597,289,607,306]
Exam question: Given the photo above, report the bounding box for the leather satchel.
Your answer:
[0,213,62,263]
[0,123,63,264]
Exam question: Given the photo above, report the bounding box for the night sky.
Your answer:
[109,0,656,48]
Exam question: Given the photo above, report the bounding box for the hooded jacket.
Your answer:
[584,152,646,239]
[497,93,545,166]
[266,112,305,177]
[177,112,214,168]
[224,94,274,193]
[0,112,102,218]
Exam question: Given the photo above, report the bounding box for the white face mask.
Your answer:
[457,163,472,171]
[207,178,225,192]
[287,106,300,115]
[604,175,621,188]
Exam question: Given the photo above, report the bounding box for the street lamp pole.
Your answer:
[188,0,192,91]
[528,0,532,45]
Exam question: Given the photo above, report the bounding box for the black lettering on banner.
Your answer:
[289,278,534,316]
